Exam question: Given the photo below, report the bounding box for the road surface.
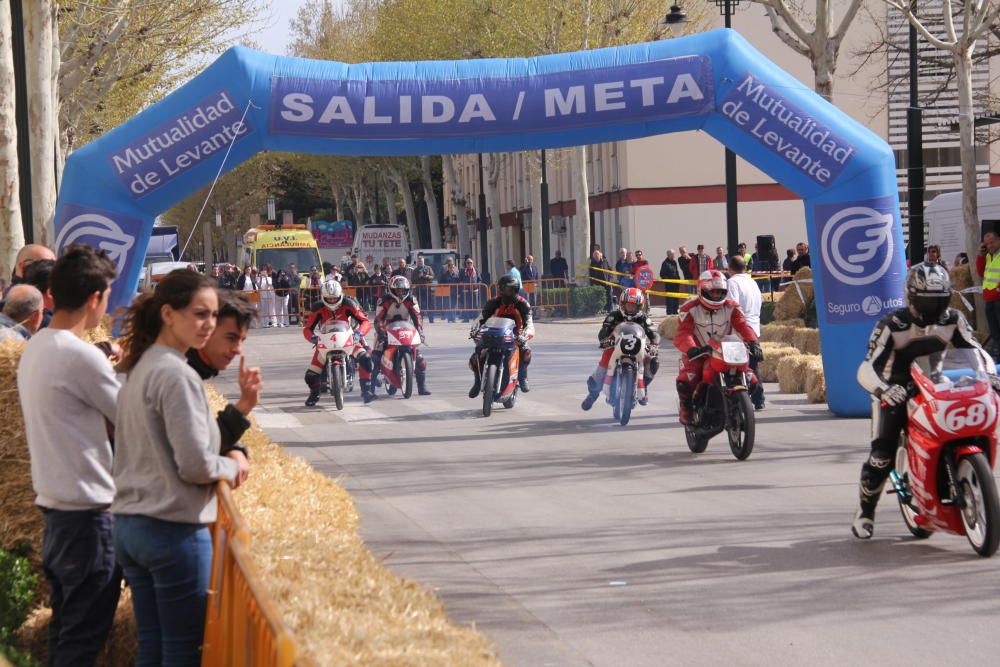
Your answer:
[214,319,1000,666]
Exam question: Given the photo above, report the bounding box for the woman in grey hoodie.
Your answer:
[112,270,250,667]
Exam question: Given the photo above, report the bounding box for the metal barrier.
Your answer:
[202,483,316,667]
[522,279,570,316]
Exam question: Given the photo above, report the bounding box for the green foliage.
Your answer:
[569,286,606,317]
[761,300,776,325]
[0,549,39,666]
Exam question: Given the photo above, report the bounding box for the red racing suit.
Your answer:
[673,297,758,401]
[372,293,426,375]
[302,296,373,377]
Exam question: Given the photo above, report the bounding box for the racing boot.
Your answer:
[518,369,530,393]
[416,372,432,396]
[638,374,653,406]
[851,456,888,539]
[469,371,481,399]
[361,379,377,404]
[581,376,601,411]
[305,370,322,407]
[676,381,694,425]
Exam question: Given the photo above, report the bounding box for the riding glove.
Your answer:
[878,384,908,407]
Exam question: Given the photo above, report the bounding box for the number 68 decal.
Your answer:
[943,402,990,431]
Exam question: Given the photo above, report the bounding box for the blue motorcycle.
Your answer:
[473,317,521,417]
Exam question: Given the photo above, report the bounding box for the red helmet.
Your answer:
[697,270,729,310]
[618,287,644,319]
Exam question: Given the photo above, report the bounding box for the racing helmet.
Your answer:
[497,275,520,305]
[320,278,343,311]
[906,261,951,326]
[697,270,729,311]
[618,287,644,319]
[389,275,411,302]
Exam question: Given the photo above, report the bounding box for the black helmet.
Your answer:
[906,261,951,326]
[497,275,520,304]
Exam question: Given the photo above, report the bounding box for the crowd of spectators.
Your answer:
[5,240,264,666]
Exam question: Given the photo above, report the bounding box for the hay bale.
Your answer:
[20,589,137,667]
[758,345,799,382]
[792,327,821,355]
[774,267,813,320]
[658,315,679,340]
[760,323,796,345]
[803,356,827,403]
[949,263,974,320]
[777,354,812,394]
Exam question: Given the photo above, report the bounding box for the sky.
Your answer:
[254,0,347,56]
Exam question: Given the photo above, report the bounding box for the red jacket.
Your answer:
[302,297,372,342]
[673,298,758,354]
[976,253,1000,302]
[688,254,714,279]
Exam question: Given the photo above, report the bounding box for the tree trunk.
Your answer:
[23,0,56,247]
[332,184,345,221]
[485,153,504,281]
[812,42,836,100]
[51,3,62,188]
[0,0,24,277]
[387,166,419,249]
[381,172,399,226]
[442,155,470,259]
[368,191,377,226]
[956,51,981,286]
[420,156,442,248]
[572,146,591,285]
[350,182,365,227]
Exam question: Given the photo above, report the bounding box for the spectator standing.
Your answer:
[549,249,569,281]
[689,244,714,278]
[505,259,522,286]
[17,245,122,665]
[782,249,796,285]
[0,284,44,341]
[737,242,753,268]
[462,258,482,320]
[659,249,683,315]
[977,232,1000,360]
[726,256,765,409]
[589,249,614,312]
[381,257,393,276]
[412,256,436,323]
[439,258,461,323]
[714,246,729,271]
[5,243,55,295]
[274,268,291,326]
[392,258,410,279]
[258,264,276,327]
[925,244,948,269]
[287,263,301,323]
[615,248,632,295]
[790,242,811,273]
[112,270,248,667]
[14,259,55,330]
[520,255,539,283]
[367,264,389,310]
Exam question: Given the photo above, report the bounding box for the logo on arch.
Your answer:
[816,196,905,324]
[55,203,146,303]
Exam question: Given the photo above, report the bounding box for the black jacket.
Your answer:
[598,310,660,346]
[659,258,681,281]
[185,348,250,458]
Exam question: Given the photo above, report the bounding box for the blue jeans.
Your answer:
[114,515,212,667]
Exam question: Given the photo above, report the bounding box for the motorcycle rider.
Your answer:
[302,278,376,406]
[371,275,431,396]
[581,287,661,410]
[468,275,534,398]
[852,262,999,539]
[672,270,763,425]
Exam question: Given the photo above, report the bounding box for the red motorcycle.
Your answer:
[888,347,1000,556]
[379,319,422,399]
[683,334,755,460]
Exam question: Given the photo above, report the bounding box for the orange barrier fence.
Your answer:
[202,483,315,667]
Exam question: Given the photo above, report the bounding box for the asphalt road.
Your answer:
[215,318,1000,666]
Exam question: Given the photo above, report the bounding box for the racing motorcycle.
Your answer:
[887,348,1000,557]
[314,320,357,411]
[603,321,650,426]
[683,334,755,460]
[380,319,422,399]
[473,317,520,417]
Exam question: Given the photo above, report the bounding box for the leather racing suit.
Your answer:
[587,309,660,394]
[372,292,430,394]
[302,296,374,394]
[470,295,535,389]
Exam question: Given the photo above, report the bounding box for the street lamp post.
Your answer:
[540,149,551,276]
[906,0,925,264]
[715,0,742,261]
[478,154,489,282]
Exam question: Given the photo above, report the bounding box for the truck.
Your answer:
[407,249,458,279]
[926,186,1000,265]
[138,225,181,289]
[242,224,323,274]
[351,224,410,271]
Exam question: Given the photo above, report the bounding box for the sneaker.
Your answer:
[851,510,874,540]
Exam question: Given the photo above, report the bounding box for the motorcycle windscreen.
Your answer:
[912,347,990,395]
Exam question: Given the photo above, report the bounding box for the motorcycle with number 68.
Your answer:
[888,348,1000,557]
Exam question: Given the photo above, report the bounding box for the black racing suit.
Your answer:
[855,307,994,516]
[470,296,534,383]
[587,310,661,391]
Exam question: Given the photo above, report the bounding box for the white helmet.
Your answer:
[321,278,344,311]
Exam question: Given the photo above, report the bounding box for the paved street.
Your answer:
[215,319,1000,666]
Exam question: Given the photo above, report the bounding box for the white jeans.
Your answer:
[260,291,276,326]
[275,294,289,325]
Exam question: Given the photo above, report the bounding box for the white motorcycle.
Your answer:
[603,321,651,426]
[314,320,358,410]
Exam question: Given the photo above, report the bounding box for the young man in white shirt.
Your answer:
[726,255,765,410]
[17,244,121,666]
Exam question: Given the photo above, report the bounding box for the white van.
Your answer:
[926,186,1000,265]
[408,249,458,279]
[351,224,409,270]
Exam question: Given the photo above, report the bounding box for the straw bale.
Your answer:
[20,590,137,667]
[758,345,798,382]
[774,267,813,320]
[949,264,974,319]
[760,323,796,345]
[792,327,821,355]
[658,315,679,340]
[803,357,827,404]
[777,354,812,394]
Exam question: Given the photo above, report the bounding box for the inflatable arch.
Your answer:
[55,29,904,416]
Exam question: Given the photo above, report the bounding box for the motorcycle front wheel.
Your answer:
[331,361,345,411]
[685,426,709,454]
[618,364,635,426]
[482,364,497,417]
[957,453,1000,557]
[893,445,931,539]
[726,391,755,460]
[400,353,414,399]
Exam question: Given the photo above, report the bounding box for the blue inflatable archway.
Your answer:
[55,29,904,416]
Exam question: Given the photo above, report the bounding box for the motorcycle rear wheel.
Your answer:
[957,453,1000,557]
[331,362,344,411]
[893,446,932,539]
[401,353,414,399]
[726,391,755,460]
[502,385,518,409]
[685,426,709,453]
[482,364,497,417]
[618,365,635,426]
